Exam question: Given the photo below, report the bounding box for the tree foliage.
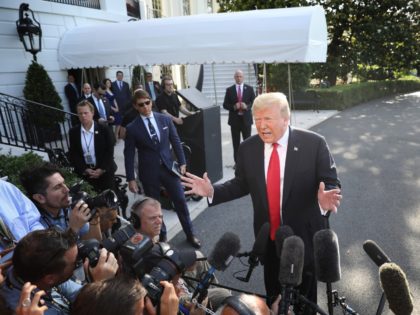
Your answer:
[23,61,64,126]
[217,0,419,85]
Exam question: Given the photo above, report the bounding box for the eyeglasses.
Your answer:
[137,100,151,107]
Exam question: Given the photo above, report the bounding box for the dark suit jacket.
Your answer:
[223,84,255,126]
[212,127,340,266]
[124,113,186,185]
[112,80,131,115]
[68,122,116,176]
[64,83,80,114]
[87,95,112,122]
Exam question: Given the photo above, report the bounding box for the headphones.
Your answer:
[129,196,151,229]
[223,296,254,315]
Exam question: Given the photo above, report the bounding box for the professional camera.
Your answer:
[78,225,137,268]
[77,239,101,267]
[69,181,118,219]
[120,236,197,305]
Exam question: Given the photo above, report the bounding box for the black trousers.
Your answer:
[142,165,194,239]
[264,240,318,315]
[230,118,251,163]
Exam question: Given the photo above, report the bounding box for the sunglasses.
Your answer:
[137,100,151,107]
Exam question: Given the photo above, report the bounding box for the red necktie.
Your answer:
[267,143,281,240]
[237,86,243,114]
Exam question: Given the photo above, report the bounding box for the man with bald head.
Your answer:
[223,70,256,165]
[183,92,341,314]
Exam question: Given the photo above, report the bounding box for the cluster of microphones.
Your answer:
[189,222,414,315]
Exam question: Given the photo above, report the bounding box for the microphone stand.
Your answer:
[182,275,267,299]
[375,292,386,315]
[323,212,334,315]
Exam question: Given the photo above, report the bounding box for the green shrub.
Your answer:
[310,79,420,110]
[23,61,64,127]
[0,151,95,196]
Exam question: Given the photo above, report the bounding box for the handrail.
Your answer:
[0,92,75,153]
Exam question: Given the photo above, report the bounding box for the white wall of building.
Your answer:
[0,0,218,111]
[0,0,129,111]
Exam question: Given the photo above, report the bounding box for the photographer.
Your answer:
[130,197,230,312]
[0,228,118,315]
[71,275,178,315]
[20,163,101,241]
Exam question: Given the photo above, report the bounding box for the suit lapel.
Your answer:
[255,138,269,212]
[283,127,299,208]
[93,123,99,158]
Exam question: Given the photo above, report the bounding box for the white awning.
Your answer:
[58,6,327,69]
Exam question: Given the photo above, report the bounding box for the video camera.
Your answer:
[120,234,197,305]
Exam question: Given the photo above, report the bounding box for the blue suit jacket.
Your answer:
[124,112,186,184]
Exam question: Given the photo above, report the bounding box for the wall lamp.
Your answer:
[16,3,42,61]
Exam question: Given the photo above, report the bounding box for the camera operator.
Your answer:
[71,275,178,315]
[130,197,231,312]
[0,228,118,315]
[19,163,101,241]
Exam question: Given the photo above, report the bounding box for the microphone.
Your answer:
[313,229,341,283]
[379,262,413,315]
[237,222,270,282]
[363,240,391,267]
[192,232,241,302]
[278,236,304,315]
[363,240,392,315]
[275,225,294,258]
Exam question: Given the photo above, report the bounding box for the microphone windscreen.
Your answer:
[363,240,391,267]
[313,229,341,283]
[278,236,304,286]
[275,225,294,258]
[251,222,270,262]
[208,232,241,271]
[379,262,413,315]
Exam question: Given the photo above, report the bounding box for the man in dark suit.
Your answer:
[87,82,114,124]
[124,90,201,248]
[112,70,131,116]
[223,70,256,164]
[64,74,80,126]
[79,83,92,102]
[144,72,161,109]
[68,100,116,192]
[182,92,342,313]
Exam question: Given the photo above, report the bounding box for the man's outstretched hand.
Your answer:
[318,182,342,213]
[181,172,214,198]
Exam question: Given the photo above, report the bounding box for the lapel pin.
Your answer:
[95,131,98,134]
[294,147,298,151]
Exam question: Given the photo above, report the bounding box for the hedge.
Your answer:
[0,151,95,195]
[309,79,420,110]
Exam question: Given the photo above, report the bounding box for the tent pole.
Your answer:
[288,63,294,125]
[211,63,218,106]
[263,63,267,93]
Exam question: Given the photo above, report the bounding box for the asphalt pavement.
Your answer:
[170,92,420,315]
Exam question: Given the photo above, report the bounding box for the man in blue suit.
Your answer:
[124,90,201,248]
[112,71,131,117]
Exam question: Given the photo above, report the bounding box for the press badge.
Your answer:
[84,153,93,165]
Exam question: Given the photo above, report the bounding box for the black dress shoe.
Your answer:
[187,236,201,249]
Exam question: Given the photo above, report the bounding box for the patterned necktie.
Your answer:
[147,118,159,145]
[267,143,281,240]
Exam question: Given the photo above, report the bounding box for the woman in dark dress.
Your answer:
[103,78,122,141]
